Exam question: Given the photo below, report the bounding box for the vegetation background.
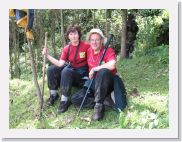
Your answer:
[9,9,169,129]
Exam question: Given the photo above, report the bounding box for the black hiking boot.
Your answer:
[47,94,59,106]
[92,104,105,121]
[57,101,71,113]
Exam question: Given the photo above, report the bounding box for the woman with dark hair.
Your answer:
[42,24,89,113]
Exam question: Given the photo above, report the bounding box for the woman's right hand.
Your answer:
[42,47,49,56]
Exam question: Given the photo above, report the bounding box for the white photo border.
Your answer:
[0,0,180,140]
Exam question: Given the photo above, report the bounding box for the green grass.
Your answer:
[9,47,169,129]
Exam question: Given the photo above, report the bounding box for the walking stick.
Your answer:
[41,32,48,111]
[27,40,42,118]
[76,33,114,116]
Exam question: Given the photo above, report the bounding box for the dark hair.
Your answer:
[66,24,82,40]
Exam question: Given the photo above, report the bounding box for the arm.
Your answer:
[42,47,66,67]
[89,60,116,79]
[93,59,116,71]
[46,54,66,67]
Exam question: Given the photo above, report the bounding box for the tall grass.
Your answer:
[9,46,169,129]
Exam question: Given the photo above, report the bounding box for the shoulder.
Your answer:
[63,44,70,51]
[106,47,115,54]
[80,41,90,48]
[105,47,116,59]
[61,45,70,55]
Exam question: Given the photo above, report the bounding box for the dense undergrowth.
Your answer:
[9,45,169,129]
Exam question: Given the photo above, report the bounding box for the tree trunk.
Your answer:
[105,9,110,36]
[9,50,13,79]
[120,9,127,60]
[77,10,80,24]
[51,10,57,58]
[12,20,20,78]
[9,19,14,79]
[16,31,20,78]
[93,10,96,28]
[55,10,62,39]
[60,9,66,47]
[38,10,44,68]
[24,32,28,79]
[35,10,44,76]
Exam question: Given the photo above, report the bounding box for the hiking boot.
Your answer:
[57,101,70,113]
[47,94,59,106]
[92,104,105,121]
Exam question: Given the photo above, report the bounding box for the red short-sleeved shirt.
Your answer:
[60,41,90,68]
[87,46,117,75]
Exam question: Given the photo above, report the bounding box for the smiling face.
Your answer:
[68,31,79,45]
[89,33,104,52]
[66,24,81,45]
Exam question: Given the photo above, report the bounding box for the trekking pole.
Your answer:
[76,33,114,116]
[41,32,48,111]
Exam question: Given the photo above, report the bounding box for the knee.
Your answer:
[61,67,72,76]
[47,65,56,75]
[98,68,110,76]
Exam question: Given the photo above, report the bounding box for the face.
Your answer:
[89,33,103,52]
[68,31,79,44]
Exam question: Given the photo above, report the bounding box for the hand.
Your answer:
[42,47,49,56]
[89,68,95,79]
[89,66,100,79]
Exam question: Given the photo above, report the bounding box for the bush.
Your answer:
[133,44,169,65]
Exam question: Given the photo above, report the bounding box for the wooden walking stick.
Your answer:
[27,40,42,116]
[41,32,48,111]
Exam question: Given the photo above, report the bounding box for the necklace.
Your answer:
[91,49,101,62]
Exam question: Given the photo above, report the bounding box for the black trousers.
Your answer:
[71,68,114,107]
[47,65,86,97]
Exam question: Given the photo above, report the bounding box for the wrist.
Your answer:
[46,54,49,58]
[93,66,100,72]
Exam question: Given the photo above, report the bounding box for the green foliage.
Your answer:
[9,9,169,129]
[9,79,39,128]
[138,9,163,17]
[116,47,169,129]
[9,46,168,129]
[136,16,159,50]
[133,44,169,65]
[119,45,169,94]
[135,10,169,55]
[9,9,169,80]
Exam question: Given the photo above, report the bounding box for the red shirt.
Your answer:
[87,46,117,75]
[60,41,90,68]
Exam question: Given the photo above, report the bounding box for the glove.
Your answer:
[26,30,34,40]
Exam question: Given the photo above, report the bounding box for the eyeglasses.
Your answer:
[90,39,101,42]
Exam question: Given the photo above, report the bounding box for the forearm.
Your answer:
[89,60,116,79]
[47,55,65,67]
[93,60,116,71]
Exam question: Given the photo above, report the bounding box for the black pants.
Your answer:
[47,65,86,97]
[71,68,114,107]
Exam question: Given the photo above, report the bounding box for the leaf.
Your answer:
[149,122,154,129]
[154,119,159,126]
